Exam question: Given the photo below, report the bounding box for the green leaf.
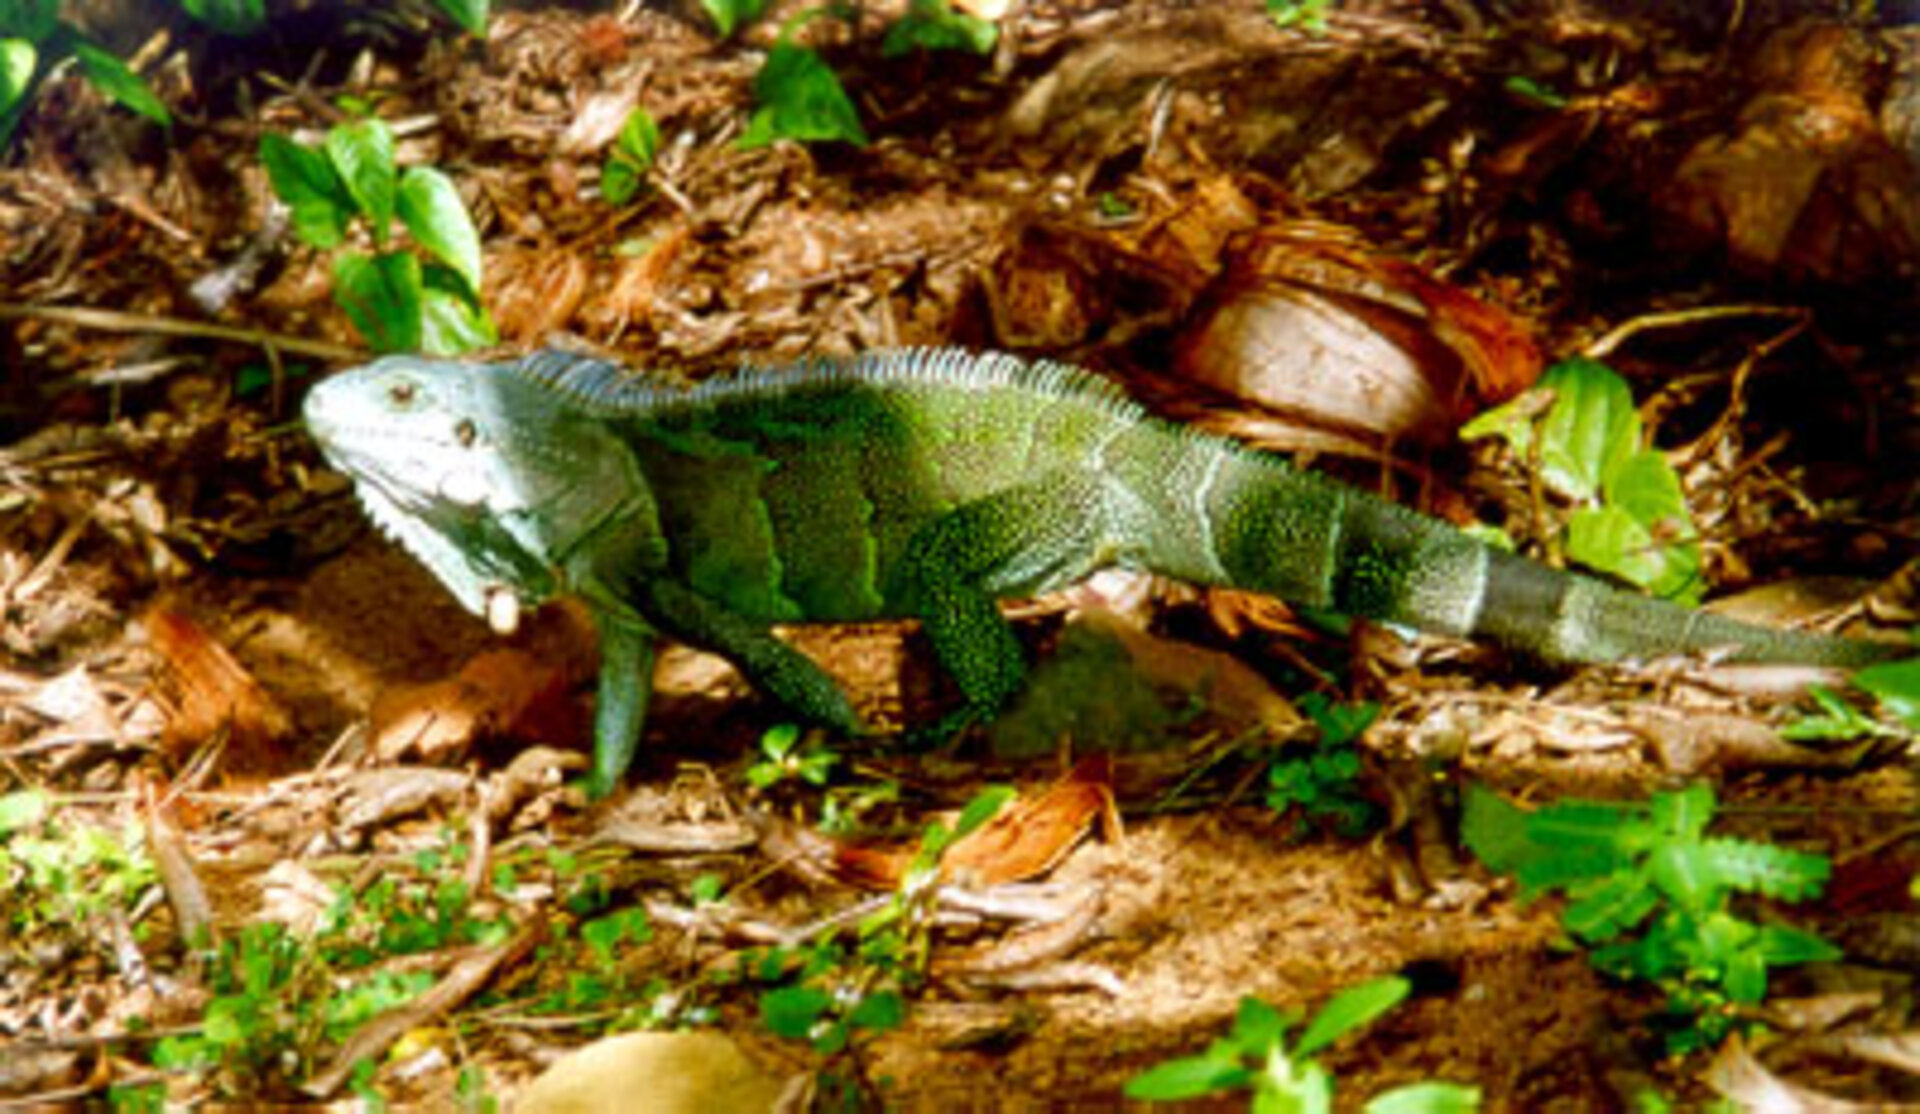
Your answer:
[1563,871,1660,941]
[1,38,35,117]
[950,784,1016,841]
[1566,506,1662,592]
[881,0,997,57]
[1537,357,1640,502]
[0,788,47,834]
[847,989,904,1032]
[397,167,482,295]
[1229,996,1288,1052]
[1753,923,1841,967]
[701,0,767,37]
[760,985,832,1040]
[333,251,422,353]
[1602,449,1702,603]
[1124,1049,1249,1101]
[1365,1081,1484,1114]
[72,40,169,125]
[1645,844,1720,913]
[740,42,868,149]
[326,118,398,245]
[602,108,658,205]
[0,1,60,43]
[1649,782,1715,841]
[1854,656,1920,731]
[419,264,496,355]
[1696,838,1828,902]
[1296,975,1408,1057]
[178,0,265,34]
[259,133,353,247]
[431,0,488,35]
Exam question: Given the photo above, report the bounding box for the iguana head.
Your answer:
[304,354,646,632]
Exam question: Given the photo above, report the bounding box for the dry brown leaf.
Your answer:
[143,607,292,772]
[1177,224,1541,447]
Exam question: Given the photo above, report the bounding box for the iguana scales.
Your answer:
[303,348,1906,796]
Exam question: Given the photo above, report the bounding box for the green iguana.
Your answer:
[303,348,1907,797]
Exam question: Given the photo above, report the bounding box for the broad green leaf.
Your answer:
[1697,837,1828,902]
[1855,656,1920,731]
[0,38,34,116]
[72,40,168,125]
[397,167,482,295]
[0,1,60,45]
[1537,357,1640,502]
[334,251,422,353]
[178,0,265,34]
[1229,996,1288,1052]
[740,42,868,149]
[1753,923,1841,967]
[1602,448,1702,603]
[1650,783,1714,840]
[1566,505,1663,591]
[1563,871,1659,941]
[1296,976,1408,1057]
[759,985,832,1040]
[259,132,353,247]
[847,989,904,1032]
[1365,1081,1483,1114]
[602,109,658,205]
[881,0,997,57]
[420,264,496,355]
[1124,1048,1249,1101]
[431,0,488,35]
[326,118,397,245]
[701,0,767,37]
[1645,844,1718,913]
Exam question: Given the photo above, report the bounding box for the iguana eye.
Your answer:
[454,418,478,446]
[389,381,416,405]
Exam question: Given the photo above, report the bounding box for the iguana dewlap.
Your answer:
[303,348,1906,797]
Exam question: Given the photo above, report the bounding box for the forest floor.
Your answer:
[1,0,1917,1109]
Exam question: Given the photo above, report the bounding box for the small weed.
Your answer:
[600,107,658,206]
[261,116,494,354]
[1125,978,1480,1112]
[1264,694,1381,839]
[0,790,156,941]
[745,723,840,791]
[1267,0,1334,36]
[1464,781,1840,1054]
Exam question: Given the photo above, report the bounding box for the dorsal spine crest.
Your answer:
[508,346,1146,423]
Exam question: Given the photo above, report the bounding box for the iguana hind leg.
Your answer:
[892,470,1116,729]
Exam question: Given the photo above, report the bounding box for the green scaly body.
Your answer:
[303,348,1906,796]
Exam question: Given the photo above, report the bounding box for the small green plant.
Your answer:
[153,828,513,1097]
[260,116,494,355]
[0,791,156,938]
[1461,357,1704,605]
[600,107,658,205]
[1267,0,1334,35]
[745,723,840,790]
[746,785,1013,1099]
[1,0,170,148]
[1464,781,1840,1054]
[736,0,998,150]
[1264,694,1381,839]
[701,0,767,38]
[881,0,997,57]
[1125,978,1480,1112]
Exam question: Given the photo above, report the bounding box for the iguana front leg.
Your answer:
[586,610,656,799]
[643,579,866,738]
